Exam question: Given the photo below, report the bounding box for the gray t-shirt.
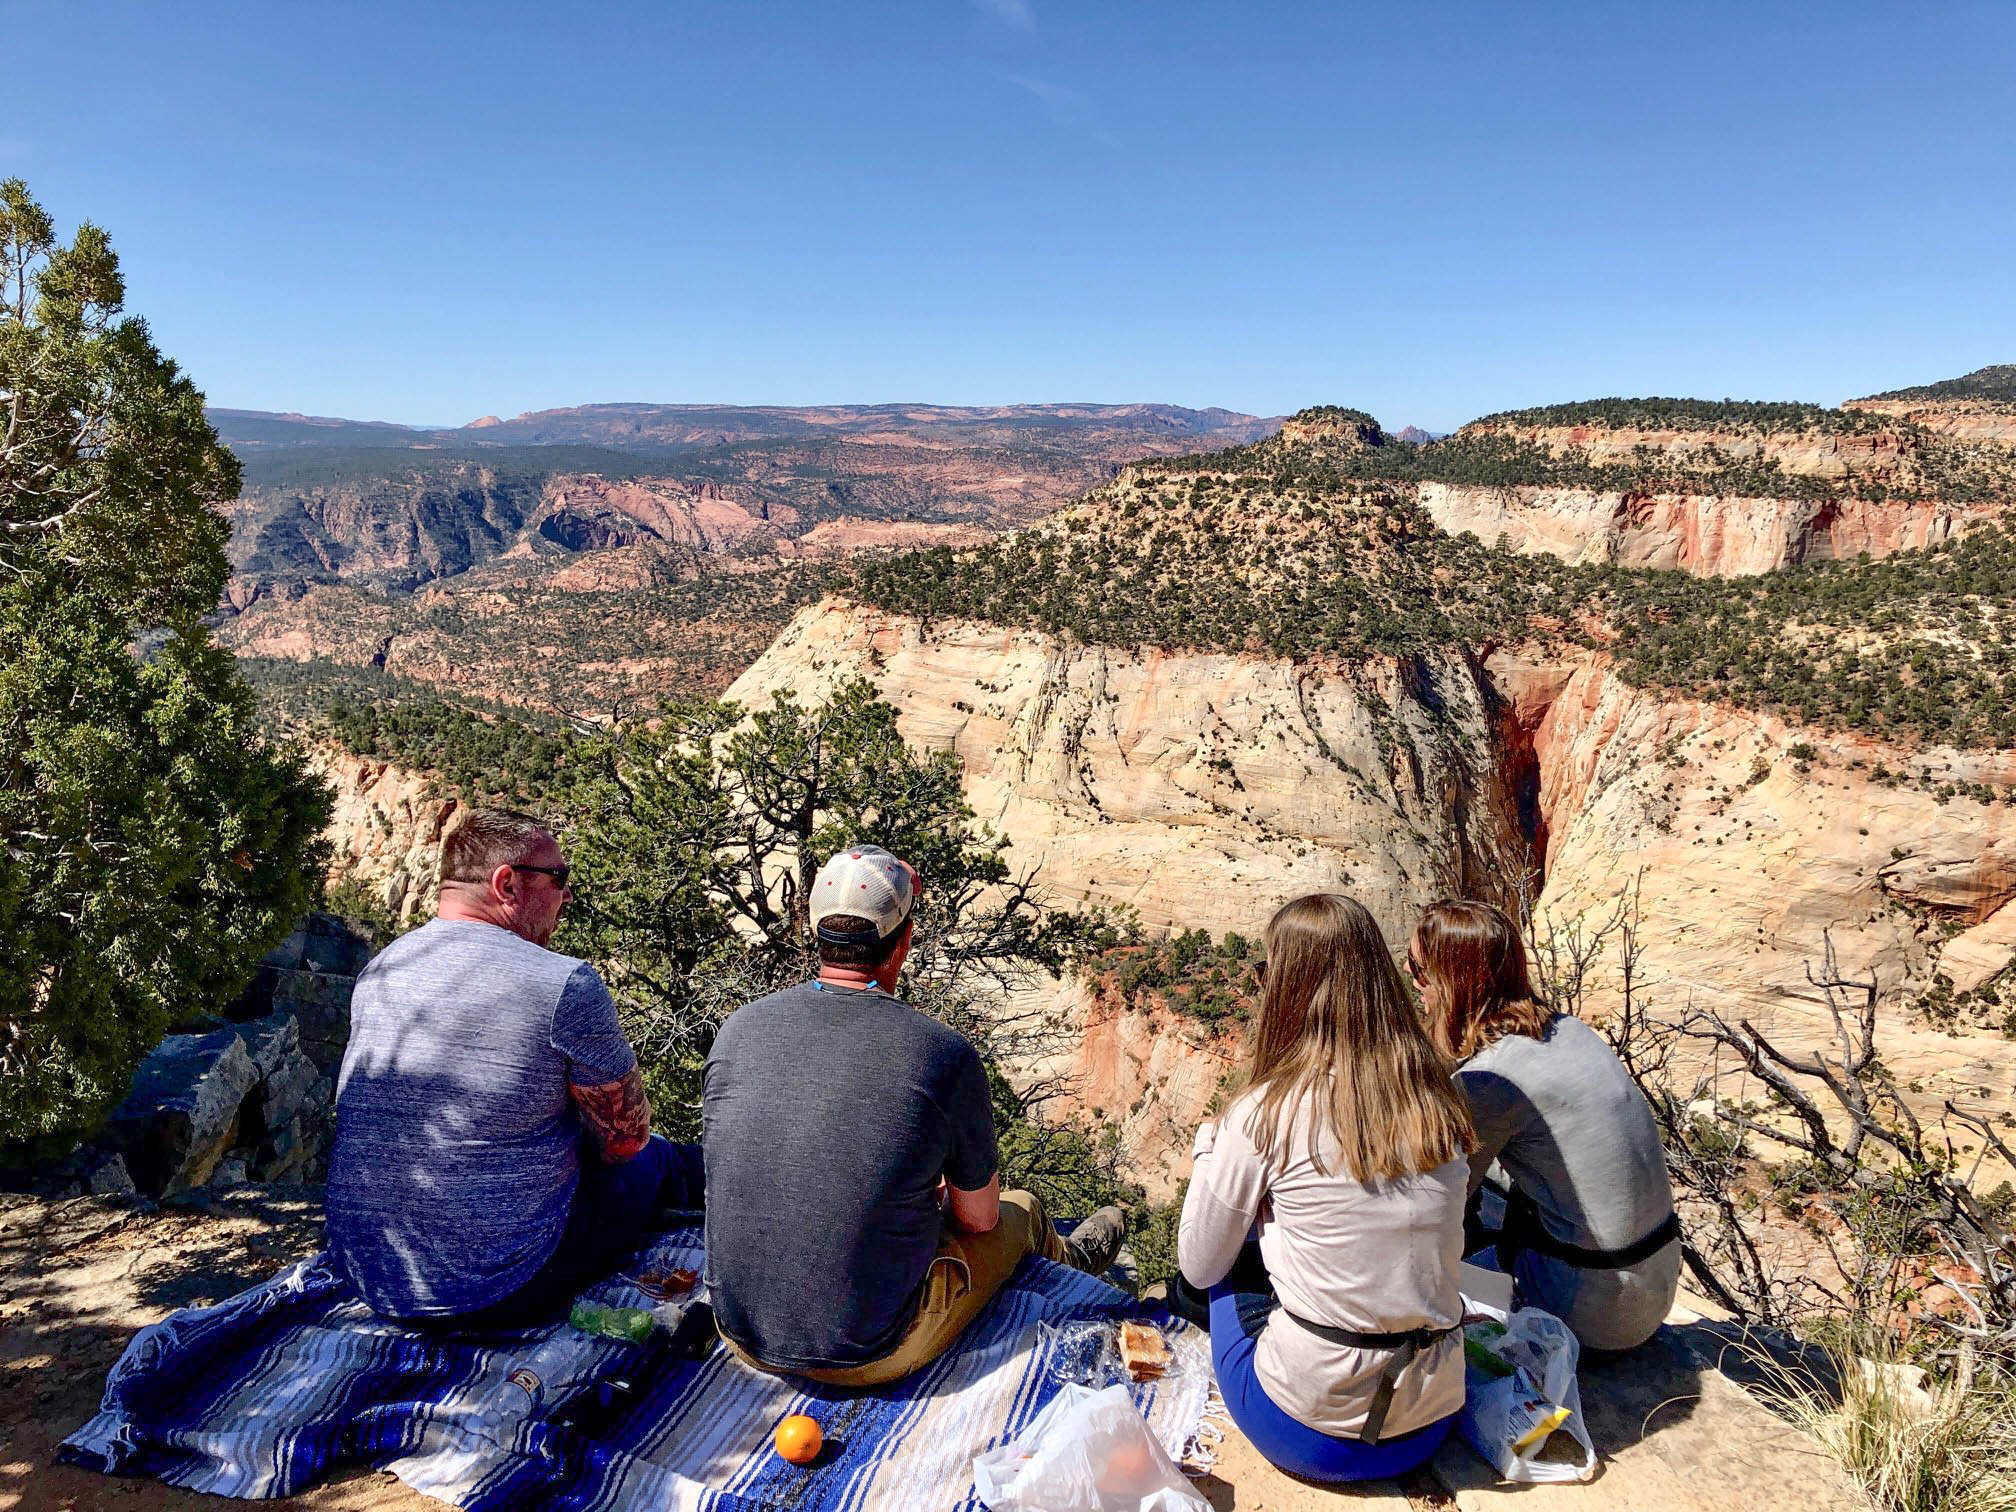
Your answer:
[1459,1014,1680,1349]
[328,918,636,1318]
[701,980,998,1371]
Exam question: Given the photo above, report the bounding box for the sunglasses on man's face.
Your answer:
[512,863,571,890]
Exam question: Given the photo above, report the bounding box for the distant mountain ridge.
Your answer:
[208,402,1278,454]
[210,401,1284,614]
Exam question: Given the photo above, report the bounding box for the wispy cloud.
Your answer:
[1003,74,1117,147]
[971,0,1035,30]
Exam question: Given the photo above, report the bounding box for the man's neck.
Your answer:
[438,895,517,935]
[817,964,889,992]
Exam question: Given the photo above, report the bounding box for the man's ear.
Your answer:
[489,862,518,903]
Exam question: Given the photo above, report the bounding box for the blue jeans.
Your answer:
[1209,1259,1455,1482]
[431,1135,705,1329]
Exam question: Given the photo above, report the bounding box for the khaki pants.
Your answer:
[724,1189,1069,1387]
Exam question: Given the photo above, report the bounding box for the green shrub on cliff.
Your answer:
[0,181,331,1148]
[1863,364,2016,404]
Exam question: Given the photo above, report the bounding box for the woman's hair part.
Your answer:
[1242,892,1474,1184]
[1411,899,1552,1060]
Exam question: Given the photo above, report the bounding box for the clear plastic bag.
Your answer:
[1456,1303,1598,1484]
[1040,1319,1128,1390]
[973,1383,1209,1512]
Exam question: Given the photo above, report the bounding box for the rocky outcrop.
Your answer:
[1418,480,2000,575]
[727,599,1533,947]
[1846,397,2016,446]
[42,915,373,1201]
[311,746,458,926]
[106,1032,261,1194]
[103,1011,332,1197]
[1276,408,1385,449]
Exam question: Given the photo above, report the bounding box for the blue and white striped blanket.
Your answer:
[61,1225,1209,1510]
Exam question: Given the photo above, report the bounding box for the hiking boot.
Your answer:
[1061,1206,1128,1276]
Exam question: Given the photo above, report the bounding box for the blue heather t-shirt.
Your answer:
[328,917,636,1317]
[702,981,999,1370]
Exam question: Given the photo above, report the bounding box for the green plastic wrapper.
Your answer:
[1463,1320,1516,1378]
[570,1300,657,1343]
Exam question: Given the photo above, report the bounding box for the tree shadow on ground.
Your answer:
[0,1189,405,1511]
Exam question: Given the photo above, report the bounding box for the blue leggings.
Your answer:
[1209,1276,1455,1482]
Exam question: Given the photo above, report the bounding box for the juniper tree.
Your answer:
[0,180,330,1149]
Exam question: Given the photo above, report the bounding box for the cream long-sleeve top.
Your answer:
[1177,1085,1468,1439]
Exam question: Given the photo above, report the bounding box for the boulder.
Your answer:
[228,1009,301,1081]
[83,1149,135,1197]
[228,1010,321,1130]
[272,970,358,1073]
[107,1030,259,1195]
[258,1049,321,1131]
[261,912,374,978]
[251,1117,309,1180]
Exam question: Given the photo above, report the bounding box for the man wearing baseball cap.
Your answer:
[701,843,1126,1385]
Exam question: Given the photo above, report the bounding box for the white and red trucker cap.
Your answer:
[809,844,916,942]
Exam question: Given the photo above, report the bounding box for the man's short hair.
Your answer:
[816,913,909,970]
[439,808,554,886]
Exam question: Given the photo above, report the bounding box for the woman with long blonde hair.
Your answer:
[1177,894,1474,1482]
[1412,899,1678,1351]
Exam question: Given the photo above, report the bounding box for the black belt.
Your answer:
[1281,1310,1459,1444]
[1498,1188,1681,1273]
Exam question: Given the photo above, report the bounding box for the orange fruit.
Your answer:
[774,1413,822,1466]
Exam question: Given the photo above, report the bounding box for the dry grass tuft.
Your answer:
[1744,1325,2016,1512]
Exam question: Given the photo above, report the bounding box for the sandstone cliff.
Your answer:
[726,598,1532,944]
[1417,480,1998,574]
[1002,974,1244,1201]
[1465,416,1922,484]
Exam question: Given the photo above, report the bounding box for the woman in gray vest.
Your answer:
[1411,900,1680,1351]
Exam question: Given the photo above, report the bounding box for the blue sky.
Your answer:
[8,1,2013,430]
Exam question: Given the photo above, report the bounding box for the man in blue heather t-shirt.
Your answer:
[702,844,1126,1386]
[328,808,702,1323]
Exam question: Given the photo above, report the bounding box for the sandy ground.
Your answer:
[2,1189,1860,1512]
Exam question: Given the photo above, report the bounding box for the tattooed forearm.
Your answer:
[570,1067,652,1162]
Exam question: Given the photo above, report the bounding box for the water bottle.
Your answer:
[468,1328,605,1440]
